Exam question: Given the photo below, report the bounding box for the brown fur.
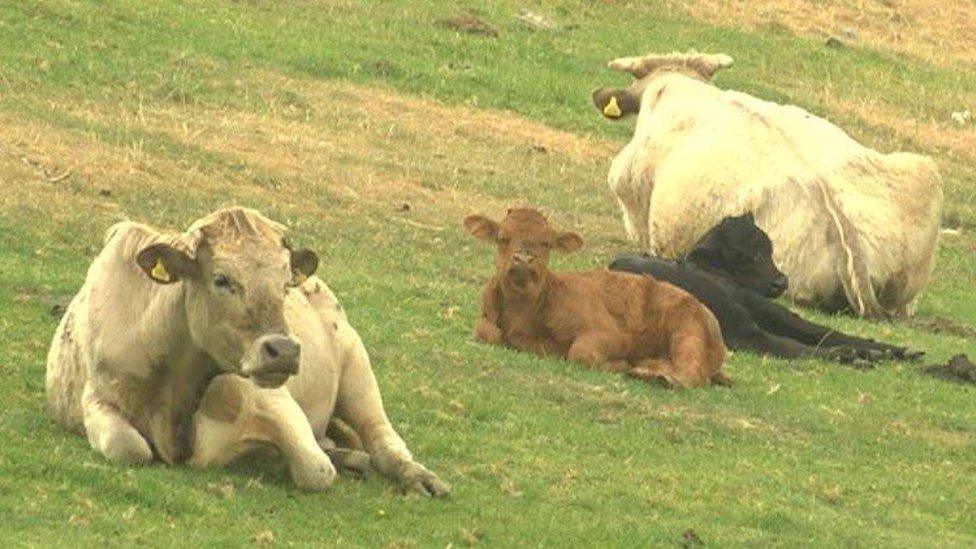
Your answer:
[465,208,729,388]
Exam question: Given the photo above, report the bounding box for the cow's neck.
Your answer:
[499,272,552,310]
[143,288,222,465]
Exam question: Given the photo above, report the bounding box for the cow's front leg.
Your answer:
[317,436,372,479]
[567,333,629,372]
[82,384,153,464]
[335,332,450,497]
[473,318,504,346]
[189,375,336,491]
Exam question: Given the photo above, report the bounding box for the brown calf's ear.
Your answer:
[463,214,499,242]
[136,243,198,284]
[553,231,584,253]
[592,88,639,120]
[290,248,319,283]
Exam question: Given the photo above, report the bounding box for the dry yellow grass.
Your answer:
[677,0,976,68]
[0,73,620,243]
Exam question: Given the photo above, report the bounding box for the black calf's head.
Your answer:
[687,213,788,298]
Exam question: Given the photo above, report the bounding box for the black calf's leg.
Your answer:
[733,327,876,368]
[741,294,913,359]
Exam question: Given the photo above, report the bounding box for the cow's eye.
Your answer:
[499,237,511,245]
[213,273,234,292]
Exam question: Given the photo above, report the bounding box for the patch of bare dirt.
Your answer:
[439,12,498,37]
[673,0,976,69]
[908,315,976,339]
[0,70,619,247]
[923,354,976,384]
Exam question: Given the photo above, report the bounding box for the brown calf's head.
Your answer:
[135,207,319,388]
[464,208,583,295]
[592,51,734,120]
[687,212,788,298]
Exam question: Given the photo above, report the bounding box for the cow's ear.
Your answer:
[689,53,734,80]
[136,244,198,284]
[592,88,639,120]
[463,214,499,242]
[290,248,319,283]
[553,231,584,253]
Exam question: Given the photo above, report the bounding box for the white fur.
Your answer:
[606,55,943,318]
[46,211,446,493]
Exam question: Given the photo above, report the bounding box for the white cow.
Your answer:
[46,207,448,495]
[592,52,943,318]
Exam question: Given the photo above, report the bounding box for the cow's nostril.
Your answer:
[263,341,279,359]
[261,336,301,361]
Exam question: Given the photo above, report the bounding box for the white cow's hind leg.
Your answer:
[189,375,336,491]
[617,197,642,245]
[610,171,654,252]
[82,385,153,464]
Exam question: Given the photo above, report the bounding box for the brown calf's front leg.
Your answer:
[474,280,505,346]
[474,318,504,346]
[567,333,631,373]
[189,375,336,491]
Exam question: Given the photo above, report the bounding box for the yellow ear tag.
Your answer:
[151,259,171,283]
[603,96,622,118]
[293,270,307,286]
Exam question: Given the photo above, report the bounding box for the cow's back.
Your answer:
[611,72,942,315]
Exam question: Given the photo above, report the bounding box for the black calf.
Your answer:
[609,213,920,364]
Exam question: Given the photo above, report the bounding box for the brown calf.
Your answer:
[464,208,729,388]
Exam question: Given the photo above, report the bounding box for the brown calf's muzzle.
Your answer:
[512,251,535,265]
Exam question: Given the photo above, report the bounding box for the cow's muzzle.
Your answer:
[245,334,301,388]
[769,273,789,297]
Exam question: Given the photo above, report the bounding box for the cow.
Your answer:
[464,207,729,388]
[591,51,943,319]
[45,207,449,495]
[608,212,921,364]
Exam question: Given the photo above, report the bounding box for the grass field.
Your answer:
[1,1,974,546]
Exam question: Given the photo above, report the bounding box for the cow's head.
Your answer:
[464,208,583,298]
[687,212,788,298]
[135,207,319,388]
[592,51,733,120]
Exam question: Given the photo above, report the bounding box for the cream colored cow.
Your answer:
[45,207,448,495]
[592,52,943,318]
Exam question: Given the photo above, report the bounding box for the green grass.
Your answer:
[1,1,975,546]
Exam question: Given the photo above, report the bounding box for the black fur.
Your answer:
[609,213,920,364]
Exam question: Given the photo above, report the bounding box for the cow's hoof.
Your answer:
[100,431,154,464]
[325,448,372,479]
[395,462,450,498]
[847,358,876,370]
[290,453,337,492]
[858,348,885,362]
